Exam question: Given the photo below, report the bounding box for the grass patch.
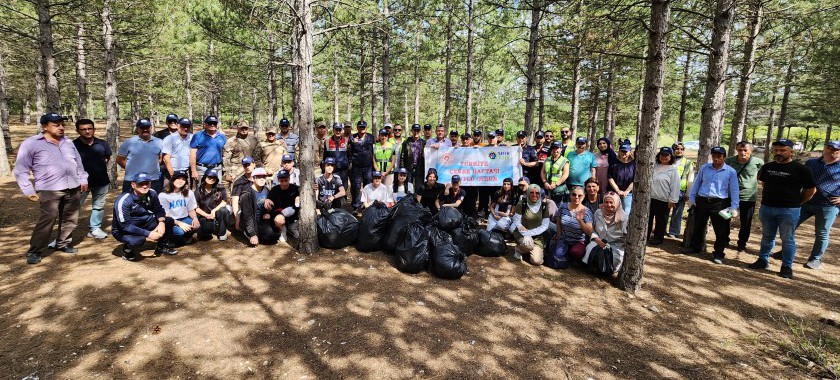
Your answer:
[774,314,840,379]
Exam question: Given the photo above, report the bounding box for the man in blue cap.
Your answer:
[495,129,506,145]
[437,175,466,211]
[749,139,816,278]
[279,154,301,186]
[472,129,483,146]
[349,120,376,210]
[278,118,299,157]
[681,146,740,264]
[231,156,256,231]
[162,117,193,190]
[266,169,300,243]
[324,122,350,189]
[118,118,163,193]
[154,113,180,140]
[190,115,227,184]
[316,157,346,210]
[796,140,840,270]
[423,123,433,141]
[15,112,89,264]
[400,123,426,188]
[112,173,177,261]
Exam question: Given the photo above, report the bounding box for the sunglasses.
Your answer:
[571,193,584,198]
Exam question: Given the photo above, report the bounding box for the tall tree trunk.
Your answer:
[826,120,833,145]
[35,48,45,116]
[252,87,258,131]
[697,0,735,167]
[237,86,244,121]
[413,31,421,125]
[23,98,32,124]
[102,0,120,189]
[381,0,391,125]
[209,40,220,117]
[403,87,409,127]
[332,46,339,123]
[604,58,616,139]
[131,78,140,121]
[619,0,671,293]
[677,52,691,142]
[75,22,89,118]
[635,64,644,144]
[523,0,541,138]
[290,0,318,254]
[36,0,60,111]
[358,43,366,122]
[443,8,453,128]
[371,51,378,129]
[538,61,545,132]
[148,76,157,125]
[728,0,763,154]
[588,57,602,148]
[763,87,777,162]
[185,55,193,120]
[0,50,12,167]
[776,45,796,140]
[345,83,352,123]
[464,0,475,133]
[569,44,583,139]
[268,35,278,124]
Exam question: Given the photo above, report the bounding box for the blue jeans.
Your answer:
[758,206,800,268]
[80,184,109,230]
[797,202,840,262]
[669,193,686,236]
[172,216,196,245]
[350,166,372,208]
[621,193,633,215]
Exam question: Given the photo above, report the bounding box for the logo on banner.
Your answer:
[488,152,497,160]
[441,152,455,165]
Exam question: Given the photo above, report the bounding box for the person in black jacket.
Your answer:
[400,123,426,189]
[112,173,177,261]
[238,168,279,245]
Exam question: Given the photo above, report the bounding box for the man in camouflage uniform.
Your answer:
[223,121,259,191]
[253,126,288,181]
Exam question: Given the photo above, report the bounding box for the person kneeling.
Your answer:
[316,157,346,211]
[266,170,300,243]
[512,184,551,265]
[112,173,177,261]
[159,170,200,246]
[583,192,628,273]
[239,168,279,246]
[361,171,394,209]
[194,169,232,241]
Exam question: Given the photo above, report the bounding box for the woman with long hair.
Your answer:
[647,147,681,246]
[416,169,445,214]
[488,178,516,232]
[608,143,636,214]
[158,170,200,246]
[391,168,415,202]
[194,169,232,241]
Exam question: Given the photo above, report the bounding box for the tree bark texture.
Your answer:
[35,47,45,116]
[728,0,763,155]
[587,57,602,149]
[358,43,366,122]
[677,52,691,142]
[523,0,541,138]
[382,0,391,125]
[570,44,583,139]
[413,31,421,125]
[102,0,120,190]
[185,56,193,120]
[75,23,89,118]
[0,50,12,167]
[443,8,453,128]
[36,0,60,112]
[464,0,475,133]
[619,0,671,294]
[269,34,279,124]
[538,61,545,133]
[290,0,318,254]
[252,87,258,131]
[776,45,796,140]
[333,47,339,124]
[763,87,777,162]
[604,58,616,140]
[371,50,378,129]
[697,0,735,167]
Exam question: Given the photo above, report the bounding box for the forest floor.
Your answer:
[1,122,839,379]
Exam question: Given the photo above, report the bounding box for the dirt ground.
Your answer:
[1,122,839,379]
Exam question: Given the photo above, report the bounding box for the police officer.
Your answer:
[349,120,375,210]
[324,122,350,190]
[401,123,426,189]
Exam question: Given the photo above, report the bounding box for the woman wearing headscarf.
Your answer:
[511,184,552,265]
[647,147,681,246]
[595,137,618,195]
[584,192,628,271]
[554,185,594,261]
[488,178,516,232]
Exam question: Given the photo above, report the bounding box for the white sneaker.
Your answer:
[513,249,522,261]
[48,239,57,249]
[218,234,228,241]
[86,228,108,239]
[279,228,287,243]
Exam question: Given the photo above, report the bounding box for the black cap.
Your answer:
[659,147,674,156]
[461,133,471,140]
[411,123,421,130]
[710,146,727,155]
[332,122,343,130]
[136,119,153,128]
[423,123,432,130]
[473,130,482,136]
[172,170,189,178]
[451,175,461,183]
[357,120,368,128]
[280,118,290,126]
[39,112,68,124]
[276,170,291,179]
[516,131,527,138]
[165,114,178,123]
[535,131,545,138]
[772,139,794,148]
[495,129,504,136]
[551,141,563,150]
[204,116,219,124]
[449,129,459,136]
[379,129,389,135]
[619,144,632,152]
[178,118,192,126]
[575,137,588,144]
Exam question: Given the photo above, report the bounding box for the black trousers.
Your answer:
[688,197,731,255]
[737,200,756,248]
[478,186,494,214]
[198,207,232,239]
[647,198,670,241]
[461,186,479,217]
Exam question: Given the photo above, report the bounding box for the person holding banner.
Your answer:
[448,129,460,147]
[460,133,480,217]
[476,131,501,218]
[437,175,466,211]
[400,123,426,189]
[416,169,445,214]
[472,130,484,147]
[542,141,570,204]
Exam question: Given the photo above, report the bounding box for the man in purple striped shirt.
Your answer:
[14,113,89,264]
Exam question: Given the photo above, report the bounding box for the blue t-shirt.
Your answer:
[162,132,193,171]
[190,131,227,166]
[556,203,593,243]
[566,150,597,187]
[254,187,268,220]
[118,136,163,181]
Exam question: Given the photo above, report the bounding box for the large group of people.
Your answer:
[13,112,840,280]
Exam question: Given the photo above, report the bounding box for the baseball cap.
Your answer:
[206,169,219,177]
[279,118,291,126]
[40,112,68,124]
[379,129,389,135]
[773,139,794,148]
[451,175,461,183]
[535,131,545,138]
[495,129,504,136]
[659,147,674,156]
[252,168,268,177]
[423,123,432,130]
[133,173,152,183]
[551,141,563,150]
[276,170,291,179]
[619,144,632,152]
[487,132,496,138]
[518,177,530,184]
[397,168,408,174]
[324,157,336,165]
[204,116,219,124]
[172,170,189,178]
[357,120,368,128]
[136,119,153,128]
[178,118,192,126]
[461,133,471,140]
[237,122,250,129]
[710,146,727,155]
[516,131,527,138]
[384,123,392,129]
[282,154,294,162]
[826,141,840,150]
[265,127,277,134]
[165,114,178,123]
[372,171,383,178]
[576,137,588,144]
[473,130,482,136]
[411,123,421,130]
[241,156,254,165]
[449,129,459,136]
[332,122,343,130]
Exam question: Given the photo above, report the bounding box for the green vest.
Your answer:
[676,157,693,192]
[374,142,395,172]
[544,155,567,184]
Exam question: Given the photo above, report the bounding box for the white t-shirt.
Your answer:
[392,182,415,202]
[159,190,198,219]
[361,184,393,205]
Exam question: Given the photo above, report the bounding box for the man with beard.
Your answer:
[223,121,259,191]
[400,123,426,188]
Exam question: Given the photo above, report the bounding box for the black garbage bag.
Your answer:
[395,222,431,273]
[451,216,479,256]
[356,201,391,252]
[427,226,453,249]
[432,243,467,280]
[435,207,463,232]
[476,230,507,257]
[316,209,359,249]
[385,197,432,254]
[586,244,615,275]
